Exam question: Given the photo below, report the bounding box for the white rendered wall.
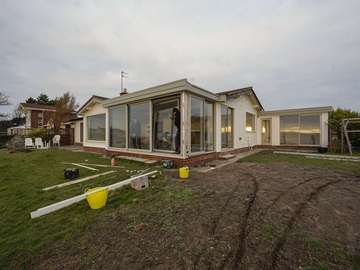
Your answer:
[258,113,329,147]
[83,102,107,148]
[74,121,83,144]
[320,112,329,147]
[224,95,258,149]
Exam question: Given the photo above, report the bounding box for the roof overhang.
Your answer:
[259,106,333,116]
[78,96,108,115]
[103,79,221,107]
[217,87,264,111]
[19,104,57,112]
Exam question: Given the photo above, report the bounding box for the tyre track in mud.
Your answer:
[268,178,342,270]
[261,176,320,216]
[192,172,243,269]
[218,173,259,270]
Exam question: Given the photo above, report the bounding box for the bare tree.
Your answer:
[54,92,79,129]
[12,104,25,118]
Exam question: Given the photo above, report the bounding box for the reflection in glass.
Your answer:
[191,97,203,152]
[87,114,105,141]
[109,105,126,148]
[221,105,233,148]
[280,114,320,145]
[204,102,214,151]
[153,98,179,152]
[128,102,150,149]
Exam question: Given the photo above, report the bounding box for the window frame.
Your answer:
[87,113,106,141]
[189,95,215,153]
[109,104,127,149]
[152,96,180,153]
[245,112,256,133]
[127,100,151,151]
[280,113,321,146]
[221,104,234,149]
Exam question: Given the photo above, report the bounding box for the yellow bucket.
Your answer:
[86,187,108,209]
[179,166,189,179]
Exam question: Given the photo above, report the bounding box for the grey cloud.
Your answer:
[0,0,359,115]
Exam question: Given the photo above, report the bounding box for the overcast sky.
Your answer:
[0,0,359,116]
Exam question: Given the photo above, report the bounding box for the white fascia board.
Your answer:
[78,98,106,115]
[103,79,220,107]
[260,106,333,116]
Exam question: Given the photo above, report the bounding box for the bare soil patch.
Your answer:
[29,161,360,270]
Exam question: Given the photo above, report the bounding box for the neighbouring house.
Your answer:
[75,79,332,166]
[19,103,76,129]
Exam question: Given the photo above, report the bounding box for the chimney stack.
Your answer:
[120,88,128,96]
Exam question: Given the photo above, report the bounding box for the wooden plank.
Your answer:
[31,171,158,219]
[43,171,116,191]
[63,162,99,171]
[79,163,124,168]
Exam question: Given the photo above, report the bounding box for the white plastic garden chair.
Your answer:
[53,135,61,147]
[35,137,44,149]
[24,138,35,149]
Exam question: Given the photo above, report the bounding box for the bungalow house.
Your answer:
[76,79,332,166]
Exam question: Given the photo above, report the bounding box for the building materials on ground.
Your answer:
[78,163,124,168]
[63,162,99,171]
[43,170,116,191]
[116,155,158,164]
[31,170,158,219]
[130,175,149,190]
[274,151,360,161]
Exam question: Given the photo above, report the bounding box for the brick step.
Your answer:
[218,154,236,160]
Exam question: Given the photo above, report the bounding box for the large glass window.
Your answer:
[280,115,299,145]
[246,112,256,132]
[153,97,180,152]
[109,105,126,148]
[300,115,320,145]
[128,102,150,149]
[87,114,105,141]
[204,102,214,151]
[190,96,214,153]
[221,105,233,148]
[191,97,203,152]
[280,114,320,145]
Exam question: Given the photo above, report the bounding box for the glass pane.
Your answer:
[109,105,126,148]
[87,114,105,141]
[204,102,214,151]
[280,115,299,132]
[228,108,233,148]
[221,105,233,148]
[280,132,299,145]
[300,133,320,145]
[300,115,320,133]
[128,102,150,149]
[153,98,179,152]
[246,112,255,132]
[191,97,203,152]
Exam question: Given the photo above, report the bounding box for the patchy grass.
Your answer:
[241,151,360,174]
[0,149,158,269]
[301,235,360,270]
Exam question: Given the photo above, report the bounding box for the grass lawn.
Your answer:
[240,151,360,174]
[0,149,158,268]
